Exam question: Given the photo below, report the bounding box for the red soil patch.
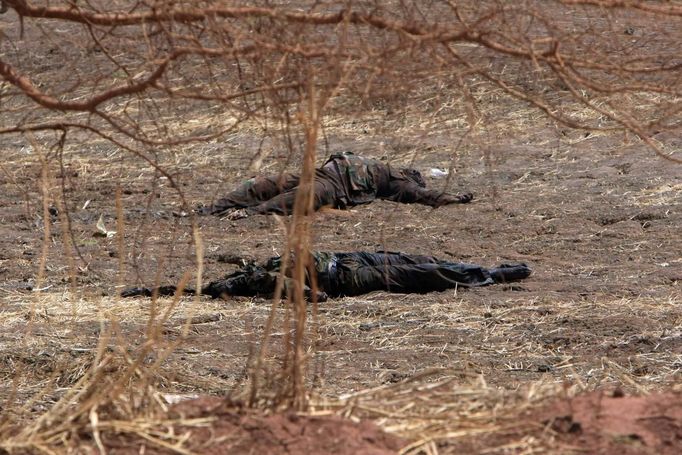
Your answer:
[96,396,404,454]
[537,391,682,454]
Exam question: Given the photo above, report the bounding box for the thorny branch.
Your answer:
[0,1,678,154]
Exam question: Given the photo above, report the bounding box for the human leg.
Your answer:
[245,177,339,216]
[333,262,498,296]
[208,173,300,214]
[488,263,532,283]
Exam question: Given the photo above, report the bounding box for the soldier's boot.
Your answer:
[489,263,531,283]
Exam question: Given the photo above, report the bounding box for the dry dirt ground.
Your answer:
[1,4,681,454]
[3,124,681,388]
[56,389,682,454]
[1,121,680,453]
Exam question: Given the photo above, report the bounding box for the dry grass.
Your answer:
[2,285,680,452]
[2,93,680,450]
[2,86,681,450]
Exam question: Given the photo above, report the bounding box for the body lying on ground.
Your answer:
[121,251,531,302]
[202,152,473,219]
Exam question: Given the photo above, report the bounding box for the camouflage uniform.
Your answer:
[314,251,500,297]
[121,251,531,300]
[206,152,472,216]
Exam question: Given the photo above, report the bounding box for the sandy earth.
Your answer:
[6,125,680,387]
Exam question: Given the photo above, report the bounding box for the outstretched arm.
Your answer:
[121,279,328,301]
[384,180,473,207]
[120,285,189,298]
[121,280,241,299]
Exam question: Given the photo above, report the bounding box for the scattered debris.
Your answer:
[93,214,116,238]
[429,168,449,178]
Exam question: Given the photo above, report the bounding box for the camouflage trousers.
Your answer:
[323,252,494,297]
[207,169,345,216]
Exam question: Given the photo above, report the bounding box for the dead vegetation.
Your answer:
[0,0,681,453]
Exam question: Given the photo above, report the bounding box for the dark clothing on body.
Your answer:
[121,251,531,301]
[206,152,471,216]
